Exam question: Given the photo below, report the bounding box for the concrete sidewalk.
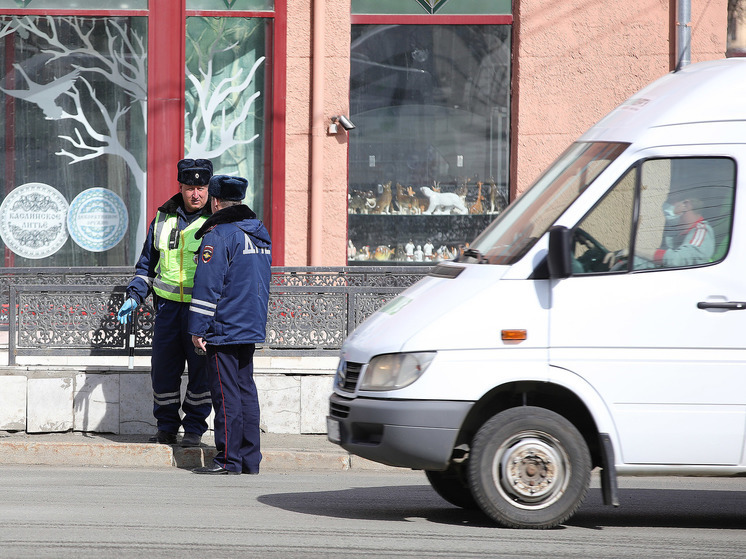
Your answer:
[0,431,400,472]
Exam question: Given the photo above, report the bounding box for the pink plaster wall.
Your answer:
[513,0,727,196]
[282,0,728,265]
[284,0,351,266]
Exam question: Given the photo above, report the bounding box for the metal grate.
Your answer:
[3,266,433,364]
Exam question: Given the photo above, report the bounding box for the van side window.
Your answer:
[572,157,735,275]
[633,158,735,270]
[572,167,636,274]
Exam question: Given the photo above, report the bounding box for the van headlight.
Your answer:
[359,352,436,391]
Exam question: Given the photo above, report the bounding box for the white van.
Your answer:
[327,58,746,529]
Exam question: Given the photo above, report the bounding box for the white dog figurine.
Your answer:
[420,186,468,215]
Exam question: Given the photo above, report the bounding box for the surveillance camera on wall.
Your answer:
[337,115,355,130]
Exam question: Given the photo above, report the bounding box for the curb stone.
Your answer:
[0,431,402,472]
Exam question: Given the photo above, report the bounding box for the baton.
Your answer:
[127,306,135,370]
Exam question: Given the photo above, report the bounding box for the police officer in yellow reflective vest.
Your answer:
[117,159,213,447]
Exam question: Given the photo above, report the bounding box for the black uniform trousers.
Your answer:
[207,343,261,474]
[151,298,211,435]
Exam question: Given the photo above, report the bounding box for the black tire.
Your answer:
[425,465,478,510]
[467,406,591,529]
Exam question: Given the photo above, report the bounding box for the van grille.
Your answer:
[338,361,362,392]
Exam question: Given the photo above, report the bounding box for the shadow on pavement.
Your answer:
[258,485,746,530]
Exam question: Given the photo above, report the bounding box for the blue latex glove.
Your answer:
[117,297,138,324]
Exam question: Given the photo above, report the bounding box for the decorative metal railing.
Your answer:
[2,266,432,365]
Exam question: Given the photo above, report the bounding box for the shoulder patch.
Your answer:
[201,245,213,263]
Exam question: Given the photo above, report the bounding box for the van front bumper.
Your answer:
[327,392,473,470]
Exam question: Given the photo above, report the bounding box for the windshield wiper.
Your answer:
[460,247,488,264]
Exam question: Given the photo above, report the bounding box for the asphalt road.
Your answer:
[0,467,744,558]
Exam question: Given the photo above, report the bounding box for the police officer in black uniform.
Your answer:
[188,174,272,475]
[117,159,214,447]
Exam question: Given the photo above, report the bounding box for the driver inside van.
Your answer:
[607,189,715,269]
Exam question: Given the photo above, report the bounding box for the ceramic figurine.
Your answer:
[420,186,468,215]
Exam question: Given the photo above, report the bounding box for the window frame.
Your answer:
[347,12,514,266]
[0,1,286,266]
[571,155,737,276]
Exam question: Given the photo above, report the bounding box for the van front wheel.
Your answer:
[425,466,478,510]
[468,406,591,529]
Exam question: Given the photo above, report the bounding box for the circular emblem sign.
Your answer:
[67,188,128,252]
[0,182,69,259]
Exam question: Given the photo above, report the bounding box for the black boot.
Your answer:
[148,430,177,444]
[180,433,201,447]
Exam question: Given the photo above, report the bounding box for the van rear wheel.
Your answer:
[468,406,591,529]
[425,465,478,510]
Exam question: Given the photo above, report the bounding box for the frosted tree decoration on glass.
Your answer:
[185,18,265,195]
[0,16,147,251]
[186,52,264,159]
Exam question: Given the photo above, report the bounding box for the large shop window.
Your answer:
[348,24,511,264]
[185,16,268,220]
[0,15,147,267]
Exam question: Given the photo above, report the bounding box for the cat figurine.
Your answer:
[372,182,393,214]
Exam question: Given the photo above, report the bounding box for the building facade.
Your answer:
[0,0,730,437]
[0,0,727,269]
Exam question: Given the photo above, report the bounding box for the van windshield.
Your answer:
[461,142,629,265]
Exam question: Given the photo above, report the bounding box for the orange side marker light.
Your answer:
[501,329,527,341]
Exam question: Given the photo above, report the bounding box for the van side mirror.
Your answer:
[547,226,573,279]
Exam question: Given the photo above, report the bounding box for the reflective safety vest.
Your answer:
[152,211,208,302]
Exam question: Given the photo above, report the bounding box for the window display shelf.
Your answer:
[347,213,495,264]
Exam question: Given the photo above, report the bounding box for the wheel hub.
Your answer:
[500,437,563,502]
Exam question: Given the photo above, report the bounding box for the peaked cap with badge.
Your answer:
[178,158,213,186]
